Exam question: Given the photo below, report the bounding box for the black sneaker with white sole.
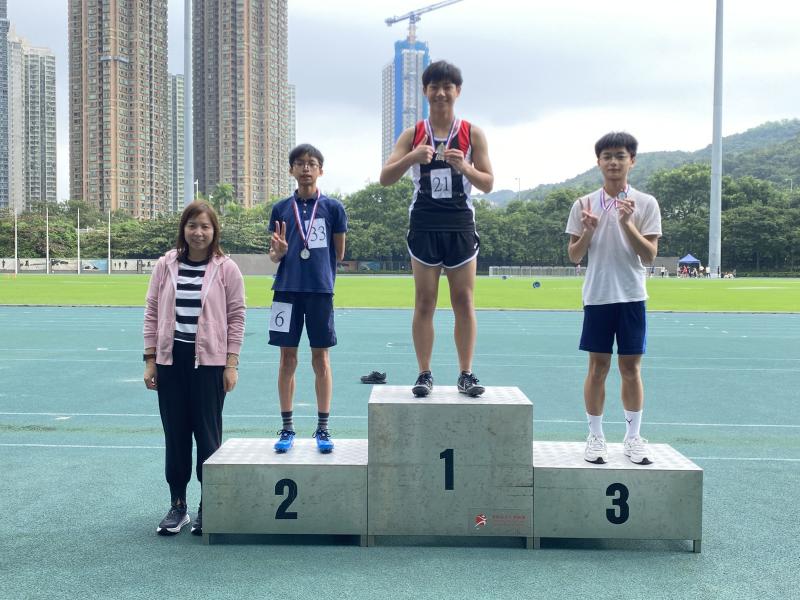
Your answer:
[412,371,433,397]
[157,500,189,536]
[191,504,202,536]
[457,371,485,397]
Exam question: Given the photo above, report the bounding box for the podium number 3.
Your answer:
[606,482,629,524]
[275,478,298,519]
[440,449,454,490]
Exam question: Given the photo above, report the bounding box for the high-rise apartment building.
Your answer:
[0,1,10,210]
[193,0,291,207]
[381,38,430,165]
[167,74,185,214]
[286,82,296,192]
[69,0,169,217]
[7,30,57,213]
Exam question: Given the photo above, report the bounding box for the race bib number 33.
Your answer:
[304,218,328,249]
[430,168,453,199]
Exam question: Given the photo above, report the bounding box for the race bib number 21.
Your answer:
[430,168,453,199]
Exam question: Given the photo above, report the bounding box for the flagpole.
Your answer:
[107,210,111,274]
[46,206,50,274]
[13,209,18,275]
[77,207,81,276]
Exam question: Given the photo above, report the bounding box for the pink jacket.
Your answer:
[143,250,246,366]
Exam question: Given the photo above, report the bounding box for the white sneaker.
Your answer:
[623,436,653,465]
[584,434,608,464]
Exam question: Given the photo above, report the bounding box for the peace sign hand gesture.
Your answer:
[270,221,288,262]
[580,198,599,235]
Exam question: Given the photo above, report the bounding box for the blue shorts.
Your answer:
[268,291,337,348]
[579,301,647,355]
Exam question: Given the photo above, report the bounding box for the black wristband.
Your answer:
[143,353,156,362]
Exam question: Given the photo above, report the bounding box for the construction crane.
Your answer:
[385,0,464,43]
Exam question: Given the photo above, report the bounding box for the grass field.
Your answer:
[1,273,799,311]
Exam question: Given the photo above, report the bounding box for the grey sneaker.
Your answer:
[191,504,202,536]
[412,371,433,397]
[457,371,485,397]
[156,500,190,535]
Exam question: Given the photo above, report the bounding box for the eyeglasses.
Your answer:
[599,152,631,162]
[293,161,320,170]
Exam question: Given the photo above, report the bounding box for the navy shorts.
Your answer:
[407,230,480,269]
[579,301,647,355]
[268,291,337,348]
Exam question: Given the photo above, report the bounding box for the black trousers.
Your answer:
[156,341,225,502]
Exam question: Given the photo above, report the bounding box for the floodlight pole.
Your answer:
[46,206,50,274]
[77,208,81,275]
[708,0,723,278]
[184,0,194,208]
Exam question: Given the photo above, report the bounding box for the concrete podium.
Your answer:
[367,386,534,545]
[532,441,703,552]
[202,438,368,544]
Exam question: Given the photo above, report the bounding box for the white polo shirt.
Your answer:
[565,186,662,306]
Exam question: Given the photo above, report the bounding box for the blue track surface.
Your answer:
[1,307,799,599]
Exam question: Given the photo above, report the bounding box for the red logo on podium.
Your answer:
[474,513,487,528]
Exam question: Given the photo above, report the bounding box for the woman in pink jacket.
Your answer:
[143,201,245,536]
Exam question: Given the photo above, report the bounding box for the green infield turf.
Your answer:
[1,273,799,311]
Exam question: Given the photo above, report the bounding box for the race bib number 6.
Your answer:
[269,301,292,332]
[430,168,453,199]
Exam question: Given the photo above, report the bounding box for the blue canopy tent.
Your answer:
[678,254,701,266]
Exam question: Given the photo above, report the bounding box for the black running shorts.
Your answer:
[406,230,480,269]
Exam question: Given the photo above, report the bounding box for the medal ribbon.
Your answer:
[424,118,460,154]
[600,184,630,212]
[291,189,321,250]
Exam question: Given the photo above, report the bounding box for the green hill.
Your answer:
[478,119,800,205]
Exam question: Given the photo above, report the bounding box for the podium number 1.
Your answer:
[606,482,629,524]
[440,449,454,490]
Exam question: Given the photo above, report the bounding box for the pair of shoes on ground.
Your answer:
[274,428,334,454]
[412,371,485,398]
[584,434,653,465]
[156,500,202,536]
[360,371,387,384]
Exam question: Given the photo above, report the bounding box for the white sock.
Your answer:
[587,413,604,438]
[624,409,642,439]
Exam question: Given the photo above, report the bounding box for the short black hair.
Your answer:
[289,144,324,167]
[595,132,638,158]
[422,60,463,87]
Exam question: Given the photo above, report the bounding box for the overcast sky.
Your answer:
[8,0,800,201]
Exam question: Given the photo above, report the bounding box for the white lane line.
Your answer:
[688,457,800,463]
[2,413,799,428]
[0,442,797,462]
[0,443,163,449]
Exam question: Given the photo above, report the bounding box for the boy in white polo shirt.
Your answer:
[565,132,662,465]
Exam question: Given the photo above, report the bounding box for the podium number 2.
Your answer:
[606,483,629,524]
[440,449,454,490]
[275,478,298,519]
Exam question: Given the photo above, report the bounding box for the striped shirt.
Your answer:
[174,256,209,344]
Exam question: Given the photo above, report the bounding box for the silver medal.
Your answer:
[300,248,311,260]
[435,143,445,161]
[617,190,627,201]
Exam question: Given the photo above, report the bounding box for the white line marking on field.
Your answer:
[54,416,71,421]
[0,443,163,449]
[689,456,800,462]
[0,442,797,462]
[1,412,798,428]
